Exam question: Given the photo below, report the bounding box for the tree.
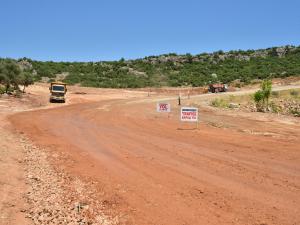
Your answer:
[0,60,34,94]
[19,72,34,92]
[4,60,21,92]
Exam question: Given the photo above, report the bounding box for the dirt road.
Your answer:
[7,84,300,225]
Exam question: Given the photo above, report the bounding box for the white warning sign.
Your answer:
[157,103,171,112]
[180,107,198,122]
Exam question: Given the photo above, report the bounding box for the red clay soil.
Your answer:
[10,98,300,225]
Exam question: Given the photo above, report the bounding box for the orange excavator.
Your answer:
[208,83,228,93]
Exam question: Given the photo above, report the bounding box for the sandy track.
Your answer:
[9,89,300,225]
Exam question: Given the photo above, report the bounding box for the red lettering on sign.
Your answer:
[160,104,168,111]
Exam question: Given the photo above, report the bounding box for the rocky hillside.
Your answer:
[3,45,300,88]
[142,46,293,64]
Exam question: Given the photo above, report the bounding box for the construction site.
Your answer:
[1,1,300,224]
[0,80,299,225]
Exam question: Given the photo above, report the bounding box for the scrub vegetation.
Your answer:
[210,86,300,117]
[1,45,299,89]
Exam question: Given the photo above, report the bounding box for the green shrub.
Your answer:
[254,90,264,103]
[253,80,273,111]
[253,90,264,111]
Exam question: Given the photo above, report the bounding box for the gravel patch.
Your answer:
[20,137,120,225]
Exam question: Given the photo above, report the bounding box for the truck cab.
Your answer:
[49,82,67,103]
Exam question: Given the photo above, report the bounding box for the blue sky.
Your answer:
[1,0,300,61]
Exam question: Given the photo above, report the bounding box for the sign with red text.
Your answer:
[181,107,198,122]
[157,102,171,112]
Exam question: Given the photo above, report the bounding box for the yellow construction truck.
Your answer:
[49,82,67,103]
